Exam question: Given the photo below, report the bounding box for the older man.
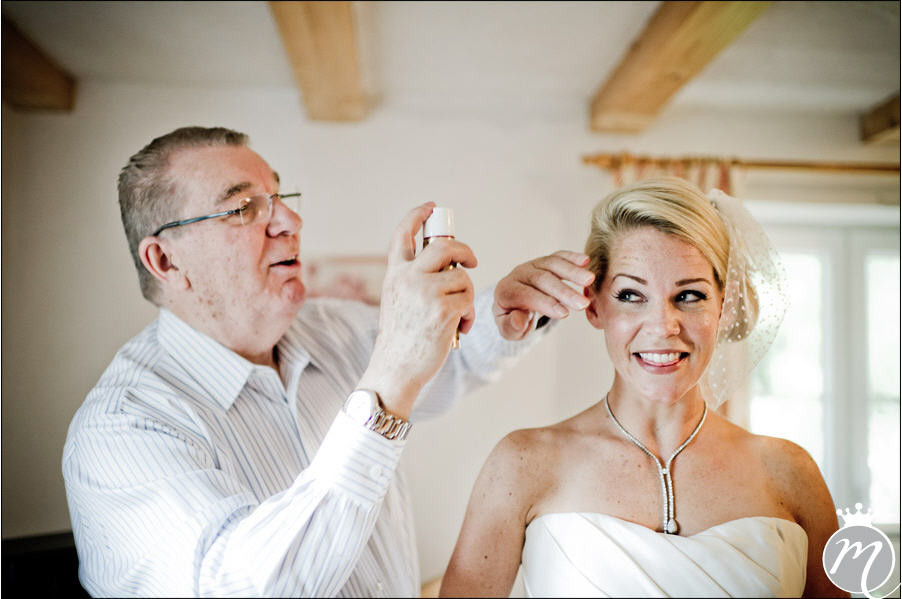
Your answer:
[63,127,593,597]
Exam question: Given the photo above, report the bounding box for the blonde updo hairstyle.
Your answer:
[585,177,757,341]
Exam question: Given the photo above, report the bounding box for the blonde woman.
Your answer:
[440,178,844,597]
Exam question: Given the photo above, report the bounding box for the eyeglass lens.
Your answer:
[238,194,301,226]
[279,194,302,215]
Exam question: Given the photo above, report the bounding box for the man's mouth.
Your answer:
[271,255,300,268]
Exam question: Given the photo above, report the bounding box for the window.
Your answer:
[862,238,900,524]
[746,205,899,528]
[750,252,825,468]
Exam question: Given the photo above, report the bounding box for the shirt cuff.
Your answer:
[308,410,405,506]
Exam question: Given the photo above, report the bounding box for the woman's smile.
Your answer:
[634,350,690,371]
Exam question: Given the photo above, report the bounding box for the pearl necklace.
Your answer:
[603,393,707,535]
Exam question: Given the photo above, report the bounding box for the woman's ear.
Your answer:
[138,236,189,292]
[584,285,605,330]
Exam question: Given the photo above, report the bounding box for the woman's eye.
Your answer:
[677,290,707,303]
[615,289,642,302]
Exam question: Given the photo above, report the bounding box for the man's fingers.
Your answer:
[430,266,474,295]
[388,203,436,263]
[552,250,591,267]
[498,284,570,320]
[457,301,477,335]
[499,263,588,312]
[507,309,532,333]
[494,309,533,341]
[531,252,595,288]
[417,238,478,272]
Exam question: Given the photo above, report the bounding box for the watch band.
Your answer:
[344,389,412,441]
[367,409,412,442]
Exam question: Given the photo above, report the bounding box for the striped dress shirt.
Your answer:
[63,288,540,597]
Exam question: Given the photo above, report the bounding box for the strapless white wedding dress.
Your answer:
[521,513,807,597]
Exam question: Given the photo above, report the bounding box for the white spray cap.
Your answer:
[423,207,455,238]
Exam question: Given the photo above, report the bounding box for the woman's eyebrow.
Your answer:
[613,273,713,286]
[612,273,646,285]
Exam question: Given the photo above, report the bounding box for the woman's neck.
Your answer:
[602,379,708,459]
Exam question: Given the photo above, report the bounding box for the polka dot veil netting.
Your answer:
[701,189,789,410]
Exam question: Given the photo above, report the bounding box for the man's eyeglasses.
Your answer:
[151,192,302,237]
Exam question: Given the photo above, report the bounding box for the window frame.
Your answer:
[749,202,899,529]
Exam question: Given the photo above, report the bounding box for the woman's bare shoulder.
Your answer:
[743,430,836,521]
[483,417,587,498]
[710,415,818,472]
[740,432,845,596]
[495,408,592,455]
[490,423,568,471]
[707,417,826,502]
[750,432,822,484]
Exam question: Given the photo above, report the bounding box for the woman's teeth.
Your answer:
[638,352,682,364]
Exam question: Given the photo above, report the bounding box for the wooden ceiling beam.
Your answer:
[269,1,369,121]
[2,14,76,111]
[860,93,900,144]
[590,1,770,133]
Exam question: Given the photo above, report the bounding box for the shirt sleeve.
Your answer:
[63,394,405,598]
[410,284,550,421]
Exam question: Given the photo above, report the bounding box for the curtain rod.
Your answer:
[582,152,900,175]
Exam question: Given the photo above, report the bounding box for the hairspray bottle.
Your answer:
[423,207,460,349]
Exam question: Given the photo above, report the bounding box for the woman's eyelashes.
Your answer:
[614,288,643,303]
[613,288,708,304]
[676,289,708,303]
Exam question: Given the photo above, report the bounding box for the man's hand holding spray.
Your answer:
[357,202,596,426]
[357,203,476,422]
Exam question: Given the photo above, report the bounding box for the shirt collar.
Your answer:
[276,315,315,378]
[156,309,316,410]
[157,309,257,410]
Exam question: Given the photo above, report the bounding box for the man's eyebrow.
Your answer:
[219,182,253,203]
[612,273,646,285]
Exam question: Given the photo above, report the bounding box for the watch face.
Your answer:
[346,391,375,423]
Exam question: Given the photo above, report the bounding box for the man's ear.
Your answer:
[138,236,189,291]
[584,285,604,330]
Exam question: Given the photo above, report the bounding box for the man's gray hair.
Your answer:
[118,126,249,304]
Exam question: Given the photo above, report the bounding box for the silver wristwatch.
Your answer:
[343,389,412,441]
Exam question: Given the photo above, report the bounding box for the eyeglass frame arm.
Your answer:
[149,192,302,237]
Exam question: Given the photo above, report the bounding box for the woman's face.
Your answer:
[587,226,723,405]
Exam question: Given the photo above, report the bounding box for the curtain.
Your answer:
[611,153,744,197]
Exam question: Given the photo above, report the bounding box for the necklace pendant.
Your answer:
[665,518,679,534]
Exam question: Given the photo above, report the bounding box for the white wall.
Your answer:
[1,81,897,585]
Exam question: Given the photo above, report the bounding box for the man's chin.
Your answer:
[281,278,307,309]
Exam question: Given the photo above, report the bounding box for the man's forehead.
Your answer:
[170,145,279,199]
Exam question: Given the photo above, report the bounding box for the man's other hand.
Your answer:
[493,251,594,341]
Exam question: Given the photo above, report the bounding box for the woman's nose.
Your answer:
[647,302,681,337]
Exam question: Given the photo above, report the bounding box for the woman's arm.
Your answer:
[765,438,850,598]
[440,430,547,597]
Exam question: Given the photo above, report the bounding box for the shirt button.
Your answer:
[376,581,384,592]
[369,465,383,479]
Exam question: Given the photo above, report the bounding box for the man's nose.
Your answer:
[267,197,302,237]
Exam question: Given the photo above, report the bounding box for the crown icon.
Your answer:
[836,503,874,528]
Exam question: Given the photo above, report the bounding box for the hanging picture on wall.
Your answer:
[302,255,386,306]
